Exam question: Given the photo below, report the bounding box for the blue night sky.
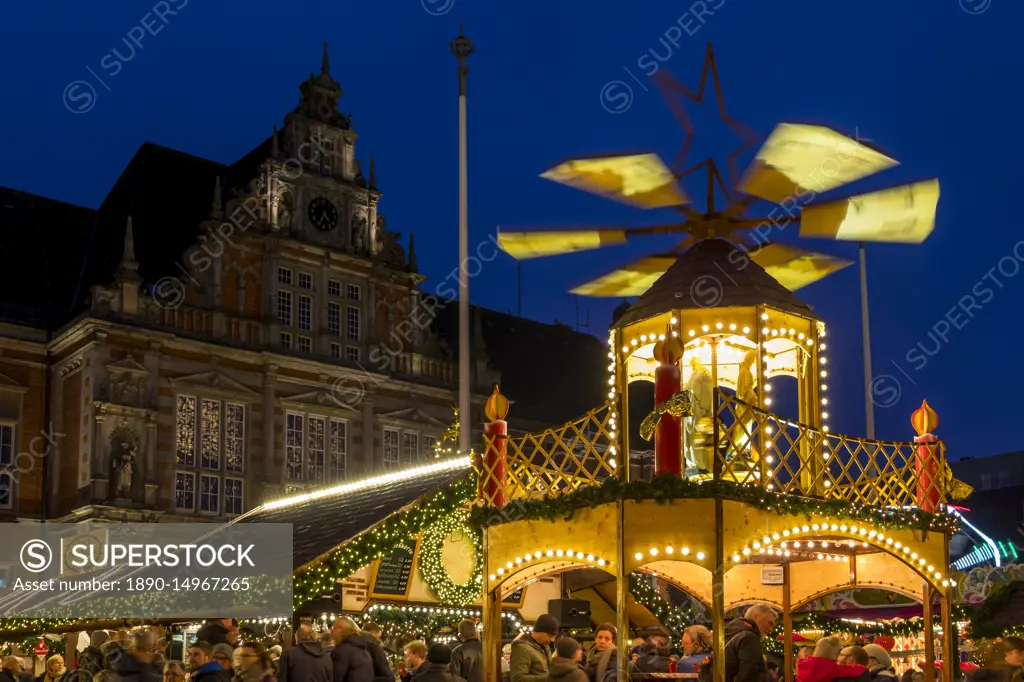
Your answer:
[0,0,1019,459]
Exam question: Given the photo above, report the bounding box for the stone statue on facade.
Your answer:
[108,424,140,501]
[353,216,367,252]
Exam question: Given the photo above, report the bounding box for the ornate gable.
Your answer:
[168,371,260,400]
[278,389,359,416]
[106,353,149,375]
[378,408,446,428]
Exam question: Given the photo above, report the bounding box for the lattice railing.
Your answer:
[476,401,617,505]
[714,391,946,508]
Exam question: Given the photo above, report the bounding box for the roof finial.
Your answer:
[369,156,377,190]
[117,215,140,282]
[408,232,418,273]
[211,176,223,219]
[322,41,330,75]
[459,20,465,37]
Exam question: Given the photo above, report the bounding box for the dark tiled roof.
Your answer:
[432,303,610,427]
[613,239,818,328]
[0,186,98,326]
[236,463,471,571]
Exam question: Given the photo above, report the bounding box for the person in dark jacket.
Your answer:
[192,645,233,682]
[359,622,393,682]
[402,641,428,682]
[413,645,464,682]
[69,632,111,682]
[277,626,332,682]
[451,620,483,682]
[634,632,672,675]
[108,631,163,682]
[331,617,375,682]
[511,615,558,682]
[548,639,588,682]
[724,604,777,682]
[585,624,616,682]
[969,637,1024,682]
[1,657,23,682]
[195,621,235,649]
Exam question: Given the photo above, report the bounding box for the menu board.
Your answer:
[370,539,419,599]
[503,587,525,606]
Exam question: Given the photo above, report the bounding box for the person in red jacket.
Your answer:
[797,637,870,682]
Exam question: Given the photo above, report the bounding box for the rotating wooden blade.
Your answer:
[798,179,939,244]
[739,124,897,204]
[497,228,631,260]
[748,242,853,291]
[570,254,679,297]
[541,153,690,209]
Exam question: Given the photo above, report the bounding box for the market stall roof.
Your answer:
[235,457,473,571]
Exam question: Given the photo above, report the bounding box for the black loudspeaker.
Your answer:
[548,599,591,629]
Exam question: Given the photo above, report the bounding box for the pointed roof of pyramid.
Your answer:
[612,238,819,329]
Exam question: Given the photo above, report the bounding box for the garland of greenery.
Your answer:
[293,475,476,609]
[419,511,483,606]
[628,572,709,634]
[1,633,66,658]
[761,609,970,655]
[967,581,1022,639]
[469,476,956,535]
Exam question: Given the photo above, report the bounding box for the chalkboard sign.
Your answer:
[371,539,420,599]
[503,587,525,605]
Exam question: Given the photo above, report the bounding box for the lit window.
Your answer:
[175,472,195,511]
[175,396,197,467]
[308,416,326,483]
[277,290,292,326]
[224,478,244,515]
[200,399,221,470]
[286,414,304,481]
[298,273,313,290]
[175,396,246,515]
[383,428,400,470]
[287,413,348,485]
[278,267,292,285]
[347,307,361,341]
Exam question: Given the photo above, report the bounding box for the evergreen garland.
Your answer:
[293,475,476,609]
[418,511,483,606]
[628,572,709,635]
[469,475,956,535]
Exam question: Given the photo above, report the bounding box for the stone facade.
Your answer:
[0,47,501,524]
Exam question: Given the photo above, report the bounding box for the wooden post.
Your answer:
[616,499,630,682]
[941,588,954,682]
[482,385,510,508]
[923,585,935,682]
[615,328,631,483]
[783,562,793,682]
[712,499,726,682]
[482,527,501,682]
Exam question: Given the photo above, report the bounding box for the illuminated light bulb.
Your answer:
[729,324,736,331]
[506,561,513,568]
[794,542,801,548]
[766,426,774,434]
[696,552,706,560]
[702,325,709,332]
[556,550,564,557]
[823,426,830,433]
[634,552,643,560]
[822,412,830,419]
[743,326,750,333]
[820,344,827,351]
[732,554,741,562]
[807,541,815,548]
[765,398,773,405]
[665,546,674,555]
[640,335,648,342]
[902,546,910,554]
[798,333,805,339]
[919,558,926,565]
[821,358,828,365]
[670,317,678,325]
[822,398,829,405]
[802,525,810,532]
[597,558,606,567]
[515,557,523,564]
[839,524,848,532]
[812,524,820,531]
[649,548,659,556]
[682,547,690,556]
[497,568,504,575]
[764,384,772,392]
[817,554,824,560]
[859,528,867,536]
[822,384,828,391]
[658,334,665,341]
[780,541,788,549]
[927,565,934,572]
[622,346,629,353]
[688,330,696,337]
[806,338,813,345]
[671,331,678,337]
[608,377,615,385]
[716,322,723,330]
[886,538,894,545]
[771,329,779,336]
[830,524,838,531]
[766,455,774,464]
[761,313,769,320]
[821,370,828,377]
[489,574,496,581]
[753,542,761,549]
[894,542,902,549]
[825,555,833,561]
[631,339,638,346]
[763,327,770,335]
[950,579,957,587]
[772,533,780,540]
[942,580,950,587]
[743,548,751,555]
[784,550,791,557]
[783,530,791,537]
[869,531,877,538]
[546,549,554,557]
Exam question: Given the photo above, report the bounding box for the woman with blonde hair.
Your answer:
[36,655,66,682]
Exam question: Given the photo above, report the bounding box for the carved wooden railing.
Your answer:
[476,401,617,506]
[714,392,946,509]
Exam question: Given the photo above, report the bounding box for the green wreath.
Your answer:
[419,510,483,606]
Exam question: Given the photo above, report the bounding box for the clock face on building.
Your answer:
[307,197,339,232]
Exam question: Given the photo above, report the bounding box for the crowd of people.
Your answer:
[1,611,1021,682]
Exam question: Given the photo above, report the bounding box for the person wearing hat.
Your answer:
[547,638,588,682]
[511,614,559,682]
[409,645,465,682]
[863,645,897,681]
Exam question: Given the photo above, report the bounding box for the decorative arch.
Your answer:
[635,566,713,611]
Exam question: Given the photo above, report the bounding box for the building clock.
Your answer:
[307,197,339,232]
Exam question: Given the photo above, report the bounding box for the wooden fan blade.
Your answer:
[738,124,897,204]
[748,242,853,291]
[541,153,690,209]
[799,179,939,244]
[497,228,630,260]
[570,254,679,297]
